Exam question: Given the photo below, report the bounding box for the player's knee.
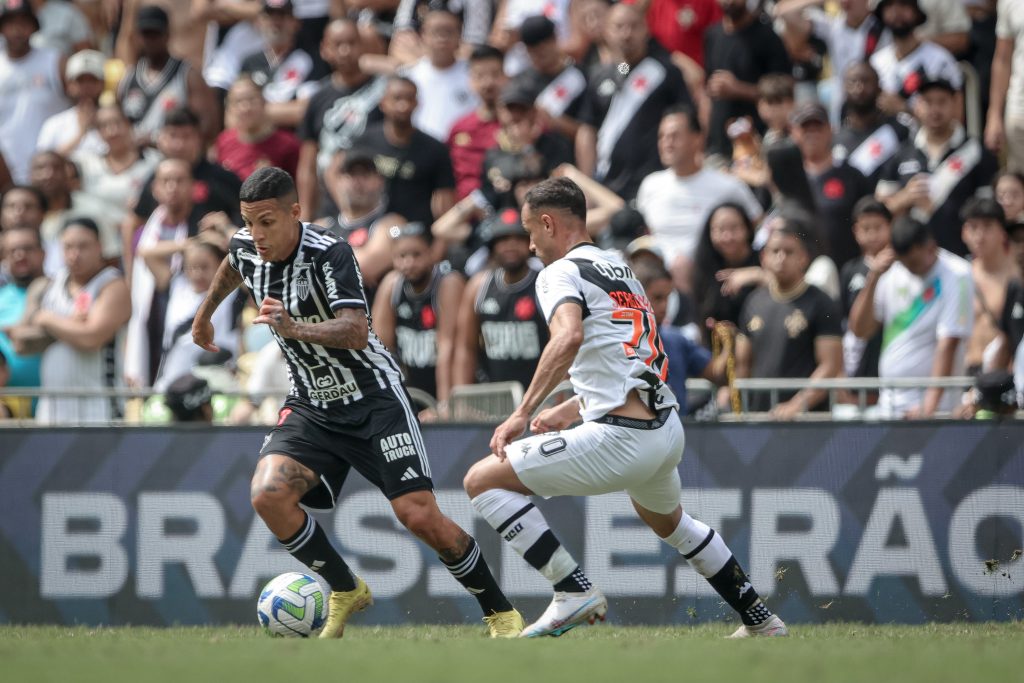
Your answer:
[394,502,438,538]
[250,484,293,519]
[462,460,491,499]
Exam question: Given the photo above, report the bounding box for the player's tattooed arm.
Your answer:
[251,455,319,498]
[254,298,370,349]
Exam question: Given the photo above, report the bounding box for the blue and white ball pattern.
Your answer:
[257,572,329,637]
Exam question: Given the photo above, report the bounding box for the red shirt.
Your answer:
[646,0,722,67]
[447,110,501,200]
[214,128,301,181]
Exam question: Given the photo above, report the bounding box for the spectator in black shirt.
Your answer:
[296,18,386,220]
[704,0,792,162]
[576,2,692,200]
[736,217,843,417]
[833,61,910,185]
[790,100,873,268]
[513,15,588,141]
[840,197,892,380]
[353,76,456,226]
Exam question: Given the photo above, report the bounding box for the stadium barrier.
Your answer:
[0,421,1020,626]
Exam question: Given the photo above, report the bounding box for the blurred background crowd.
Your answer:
[1,0,1023,424]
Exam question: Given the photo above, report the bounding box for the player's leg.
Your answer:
[361,388,521,636]
[464,431,608,637]
[625,419,787,637]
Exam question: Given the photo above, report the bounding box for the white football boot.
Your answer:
[728,614,789,638]
[520,588,608,637]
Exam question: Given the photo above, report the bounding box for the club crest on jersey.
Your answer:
[296,274,310,301]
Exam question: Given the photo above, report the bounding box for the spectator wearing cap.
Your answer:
[214,75,301,181]
[869,0,962,115]
[957,369,1019,419]
[238,0,319,129]
[876,73,998,256]
[36,49,107,158]
[403,9,478,143]
[0,0,68,185]
[372,222,465,408]
[961,197,1020,373]
[512,14,588,141]
[832,61,910,186]
[849,216,973,418]
[735,218,843,418]
[11,217,131,424]
[116,4,218,146]
[790,100,873,269]
[352,76,456,226]
[702,0,791,163]
[296,18,386,220]
[636,105,762,292]
[453,207,549,391]
[576,2,692,201]
[988,0,1024,174]
[447,45,506,201]
[163,373,215,422]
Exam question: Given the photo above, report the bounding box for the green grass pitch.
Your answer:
[2,623,1022,683]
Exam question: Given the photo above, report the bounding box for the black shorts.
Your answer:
[259,388,434,509]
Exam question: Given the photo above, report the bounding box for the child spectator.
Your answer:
[757,74,796,148]
[840,198,892,380]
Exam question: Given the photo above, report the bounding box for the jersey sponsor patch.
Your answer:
[380,432,418,463]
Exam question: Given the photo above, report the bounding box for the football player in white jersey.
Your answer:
[463,178,787,638]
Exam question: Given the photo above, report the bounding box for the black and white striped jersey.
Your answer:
[228,222,403,409]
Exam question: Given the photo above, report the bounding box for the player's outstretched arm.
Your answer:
[193,256,243,352]
[254,297,369,350]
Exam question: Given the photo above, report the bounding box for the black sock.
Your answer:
[553,566,592,593]
[706,556,773,626]
[440,537,514,615]
[279,513,357,592]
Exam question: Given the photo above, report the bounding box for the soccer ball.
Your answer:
[257,572,329,637]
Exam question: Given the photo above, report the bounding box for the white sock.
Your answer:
[471,489,577,584]
[662,512,731,577]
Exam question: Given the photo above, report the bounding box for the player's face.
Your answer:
[241,198,302,262]
[469,58,505,105]
[521,203,554,265]
[709,207,751,264]
[392,235,434,284]
[1,230,44,282]
[1,189,44,230]
[962,218,1008,259]
[644,277,672,326]
[914,89,956,131]
[492,234,531,271]
[853,214,891,257]
[62,226,104,280]
[762,231,809,288]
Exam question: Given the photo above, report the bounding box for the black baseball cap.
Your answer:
[520,15,556,46]
[499,81,538,107]
[0,0,39,30]
[789,101,830,126]
[973,370,1018,414]
[875,0,927,27]
[136,4,170,32]
[341,148,378,174]
[164,374,213,422]
[480,207,528,245]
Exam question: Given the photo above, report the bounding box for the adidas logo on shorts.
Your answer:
[399,467,419,482]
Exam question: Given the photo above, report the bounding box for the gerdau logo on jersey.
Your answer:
[380,432,417,462]
[307,364,359,403]
[481,321,541,360]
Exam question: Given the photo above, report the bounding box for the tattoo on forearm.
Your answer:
[437,529,473,564]
[202,258,243,312]
[290,317,367,349]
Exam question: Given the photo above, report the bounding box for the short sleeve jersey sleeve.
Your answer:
[317,241,369,310]
[535,260,584,324]
[935,265,974,340]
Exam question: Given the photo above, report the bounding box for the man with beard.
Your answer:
[869,0,961,115]
[832,61,910,185]
[372,222,464,405]
[453,208,548,390]
[703,0,791,161]
[0,227,46,393]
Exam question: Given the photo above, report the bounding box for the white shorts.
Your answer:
[505,409,685,515]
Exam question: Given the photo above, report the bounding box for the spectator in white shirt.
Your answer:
[636,105,763,292]
[37,49,107,158]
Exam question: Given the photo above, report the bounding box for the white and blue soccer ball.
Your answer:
[257,572,329,637]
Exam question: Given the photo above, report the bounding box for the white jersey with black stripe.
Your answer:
[228,222,403,408]
[534,243,677,421]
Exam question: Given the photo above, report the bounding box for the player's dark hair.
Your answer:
[61,216,101,237]
[1,184,48,214]
[662,104,701,134]
[162,107,201,130]
[890,216,933,255]
[631,258,671,289]
[524,177,586,222]
[852,196,892,223]
[470,44,503,64]
[239,166,297,204]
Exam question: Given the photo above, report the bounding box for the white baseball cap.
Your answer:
[66,50,107,81]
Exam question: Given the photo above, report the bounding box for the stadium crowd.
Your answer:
[1,0,1023,424]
